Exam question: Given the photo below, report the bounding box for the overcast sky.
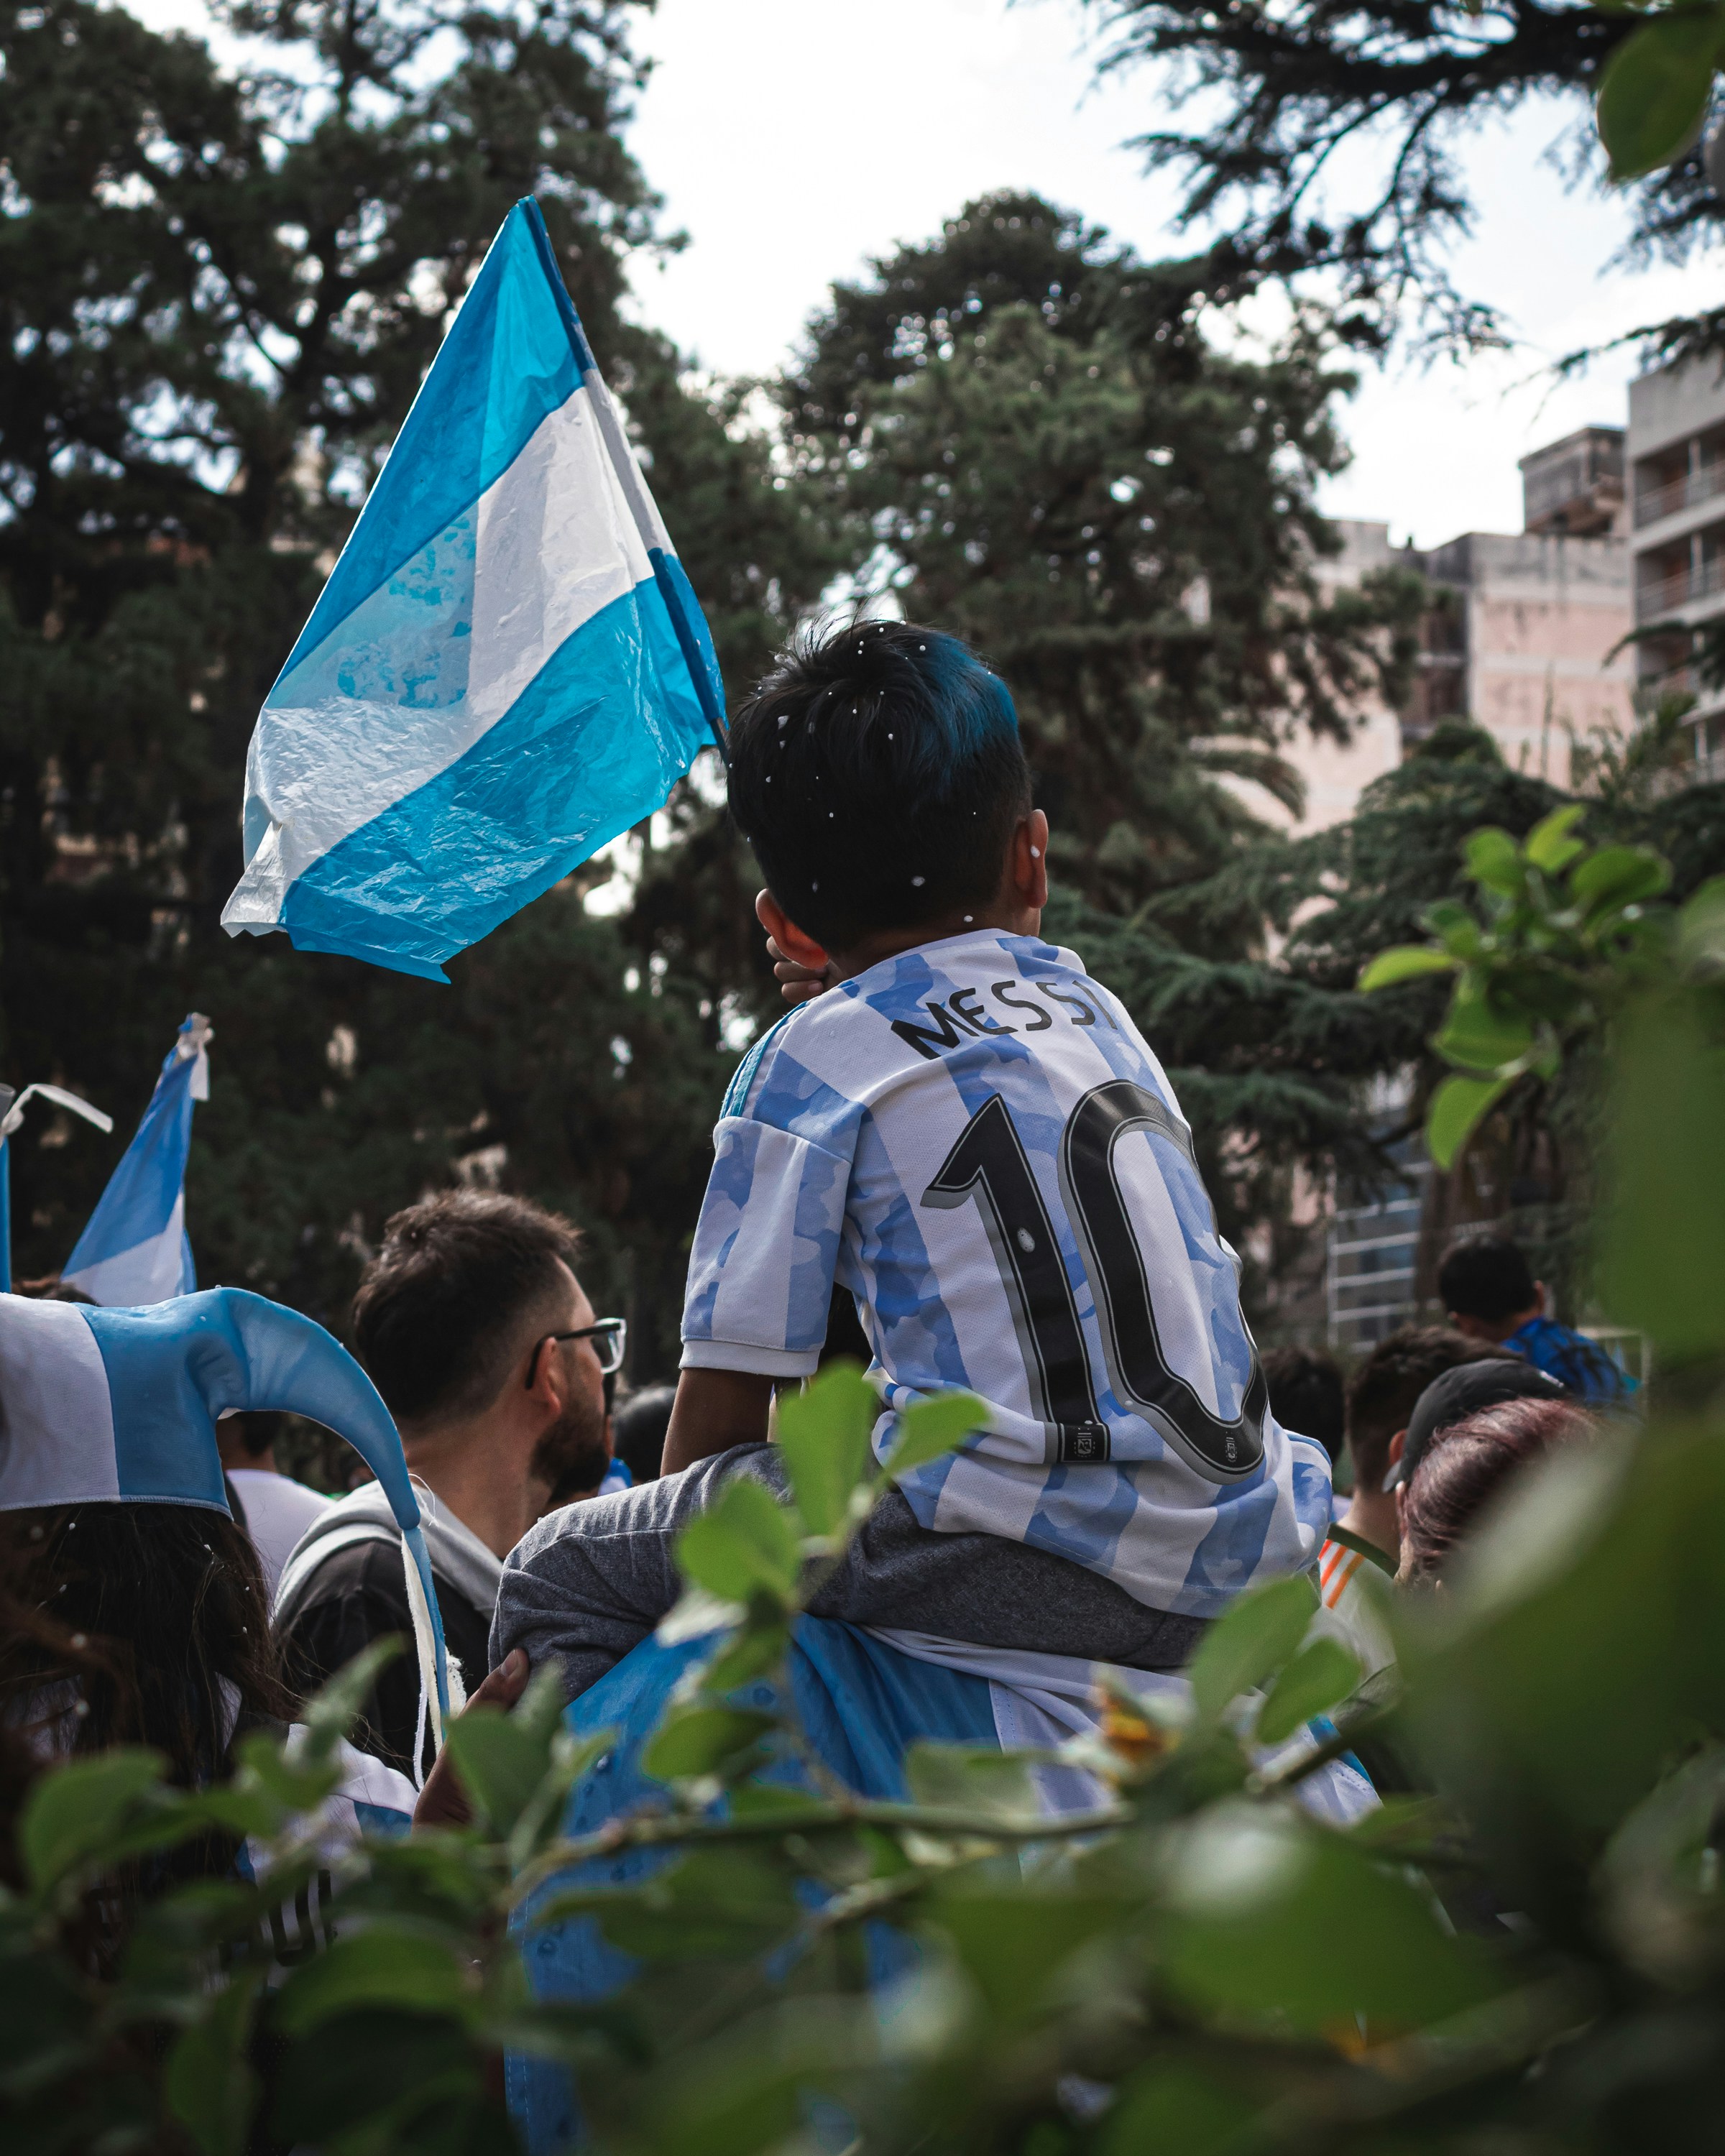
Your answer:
[125,0,1724,548]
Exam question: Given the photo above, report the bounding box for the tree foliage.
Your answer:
[1084,0,1725,350]
[0,0,826,1372]
[778,193,1422,916]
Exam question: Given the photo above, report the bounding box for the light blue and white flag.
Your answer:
[221,198,726,982]
[63,1014,210,1307]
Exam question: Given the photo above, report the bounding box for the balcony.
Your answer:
[1639,553,1725,617]
[1636,460,1725,528]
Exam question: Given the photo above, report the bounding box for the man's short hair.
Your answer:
[353,1191,581,1427]
[726,618,1031,952]
[1261,1345,1345,1465]
[1437,1234,1537,1324]
[1344,1325,1513,1494]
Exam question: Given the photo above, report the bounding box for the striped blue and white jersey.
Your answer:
[681,929,1331,1617]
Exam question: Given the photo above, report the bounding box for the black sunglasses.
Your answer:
[525,1318,627,1386]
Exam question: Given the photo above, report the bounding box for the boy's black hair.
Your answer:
[1260,1345,1345,1465]
[1436,1235,1538,1325]
[727,618,1031,952]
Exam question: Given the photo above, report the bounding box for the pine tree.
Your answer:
[1081,0,1722,354]
[778,193,1422,924]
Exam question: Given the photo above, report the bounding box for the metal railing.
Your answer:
[1636,460,1725,528]
[1639,554,1725,617]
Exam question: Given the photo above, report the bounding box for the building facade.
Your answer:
[1289,445,1636,841]
[1626,354,1725,774]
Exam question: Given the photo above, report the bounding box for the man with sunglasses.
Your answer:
[275,1190,624,1774]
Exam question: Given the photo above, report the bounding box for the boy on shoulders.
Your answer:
[494,621,1332,1692]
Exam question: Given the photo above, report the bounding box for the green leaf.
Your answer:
[643,1704,778,1782]
[298,1636,404,1761]
[1461,824,1524,895]
[272,1927,471,2037]
[1524,802,1587,875]
[1357,944,1458,992]
[1570,842,1671,913]
[1100,2066,1259,2156]
[571,1847,801,1961]
[1597,9,1725,180]
[1426,1071,1514,1171]
[882,1389,987,1479]
[1187,1575,1316,1721]
[19,1749,168,1893]
[674,1475,801,1603]
[440,1663,569,1837]
[164,1971,262,2156]
[1254,1637,1362,1746]
[1421,898,1486,955]
[773,1360,878,1536]
[934,1889,1119,2020]
[1600,991,1725,1358]
[903,1742,1044,1821]
[1434,980,1535,1073]
[1159,1805,1497,2032]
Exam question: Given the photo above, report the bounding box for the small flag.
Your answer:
[63,1015,211,1306]
[221,197,726,983]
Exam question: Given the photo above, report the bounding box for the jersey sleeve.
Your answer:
[681,1020,860,1378]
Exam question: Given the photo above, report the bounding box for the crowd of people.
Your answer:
[0,620,1640,1920]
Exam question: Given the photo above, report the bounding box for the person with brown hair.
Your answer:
[1314,1327,1514,1677]
[1399,1392,1595,1585]
[275,1190,620,1775]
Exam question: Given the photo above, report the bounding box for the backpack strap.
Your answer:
[272,1516,401,1621]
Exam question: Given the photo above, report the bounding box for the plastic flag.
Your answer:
[221,198,726,982]
[63,1015,210,1306]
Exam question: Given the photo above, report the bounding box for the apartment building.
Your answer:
[1626,355,1725,770]
[1283,438,1637,846]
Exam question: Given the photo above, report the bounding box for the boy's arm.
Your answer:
[662,1367,776,1476]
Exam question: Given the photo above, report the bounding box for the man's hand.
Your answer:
[412,1648,531,1830]
[765,932,837,1007]
[662,1367,775,1476]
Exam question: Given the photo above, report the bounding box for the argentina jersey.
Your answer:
[680,929,1331,1616]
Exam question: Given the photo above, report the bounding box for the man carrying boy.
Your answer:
[494,622,1333,1692]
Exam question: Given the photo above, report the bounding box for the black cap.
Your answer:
[1381,1357,1571,1493]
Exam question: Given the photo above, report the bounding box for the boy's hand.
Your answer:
[766,934,837,1006]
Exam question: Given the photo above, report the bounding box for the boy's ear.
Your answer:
[756,889,829,970]
[1011,809,1050,909]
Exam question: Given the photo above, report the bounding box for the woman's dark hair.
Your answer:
[1399,1396,1595,1583]
[727,618,1031,952]
[0,1503,293,1785]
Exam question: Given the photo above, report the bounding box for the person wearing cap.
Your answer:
[1380,1355,1575,1503]
[275,1192,621,1779]
[1437,1234,1636,1405]
[1312,1328,1514,1680]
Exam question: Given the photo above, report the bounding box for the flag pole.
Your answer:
[0,1083,113,1295]
[0,1130,12,1296]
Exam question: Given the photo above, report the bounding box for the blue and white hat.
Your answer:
[0,1285,450,1743]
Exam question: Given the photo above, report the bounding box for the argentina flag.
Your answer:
[63,1015,211,1307]
[221,198,725,982]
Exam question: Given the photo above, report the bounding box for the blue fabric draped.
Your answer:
[506,1618,998,2152]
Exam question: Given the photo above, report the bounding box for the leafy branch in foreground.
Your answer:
[17,933,1725,2156]
[1359,801,1706,1167]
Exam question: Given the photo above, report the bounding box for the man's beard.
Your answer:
[531,1391,610,1509]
